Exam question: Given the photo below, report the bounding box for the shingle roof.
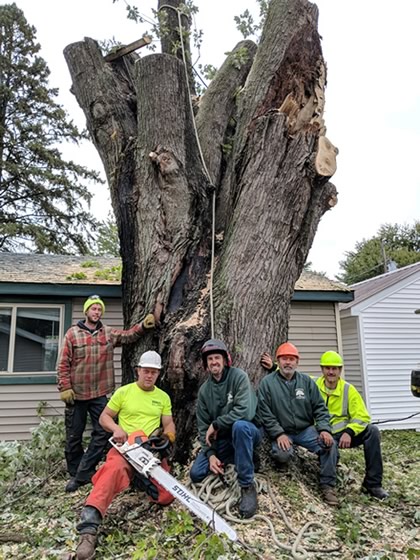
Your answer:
[294,271,350,292]
[0,254,121,285]
[0,254,351,293]
[340,260,420,310]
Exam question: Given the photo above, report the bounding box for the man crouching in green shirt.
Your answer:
[190,339,261,518]
[258,342,339,506]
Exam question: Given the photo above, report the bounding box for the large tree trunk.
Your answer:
[64,0,337,461]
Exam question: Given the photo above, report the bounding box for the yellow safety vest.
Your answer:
[316,376,370,436]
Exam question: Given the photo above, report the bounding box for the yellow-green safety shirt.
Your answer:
[107,382,172,436]
[316,376,370,436]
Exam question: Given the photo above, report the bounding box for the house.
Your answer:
[0,254,353,441]
[340,261,420,431]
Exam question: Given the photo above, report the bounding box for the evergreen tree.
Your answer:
[0,3,102,253]
[95,213,120,256]
[338,222,420,284]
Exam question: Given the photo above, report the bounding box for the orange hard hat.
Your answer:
[276,342,299,359]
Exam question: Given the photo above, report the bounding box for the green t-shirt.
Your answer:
[108,382,172,436]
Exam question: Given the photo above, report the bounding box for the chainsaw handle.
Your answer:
[143,435,170,452]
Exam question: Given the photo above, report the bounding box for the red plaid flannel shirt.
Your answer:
[57,321,144,400]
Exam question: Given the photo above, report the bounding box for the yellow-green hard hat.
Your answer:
[83,295,105,315]
[320,350,343,367]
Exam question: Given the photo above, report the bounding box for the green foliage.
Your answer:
[94,265,122,281]
[338,221,420,284]
[81,260,101,268]
[234,1,269,41]
[65,271,87,280]
[226,46,250,70]
[130,509,247,560]
[94,212,120,256]
[0,417,65,488]
[197,63,218,82]
[0,4,103,254]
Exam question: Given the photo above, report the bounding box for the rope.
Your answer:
[158,4,216,338]
[189,465,341,560]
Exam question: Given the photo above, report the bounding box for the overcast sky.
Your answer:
[6,0,420,279]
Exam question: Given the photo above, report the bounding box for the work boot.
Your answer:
[321,485,339,506]
[76,506,102,535]
[75,533,97,560]
[362,485,389,500]
[65,477,90,493]
[239,482,258,518]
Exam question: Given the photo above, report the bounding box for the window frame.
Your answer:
[0,302,66,381]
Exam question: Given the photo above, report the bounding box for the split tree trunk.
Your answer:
[64,0,337,461]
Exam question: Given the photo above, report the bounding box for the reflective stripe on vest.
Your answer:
[332,382,368,433]
[342,382,350,417]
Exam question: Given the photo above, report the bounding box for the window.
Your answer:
[0,305,64,374]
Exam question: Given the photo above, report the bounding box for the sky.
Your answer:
[5,0,420,279]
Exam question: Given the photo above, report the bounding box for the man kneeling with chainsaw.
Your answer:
[75,350,176,560]
[190,339,261,518]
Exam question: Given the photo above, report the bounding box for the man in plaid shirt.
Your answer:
[57,295,155,492]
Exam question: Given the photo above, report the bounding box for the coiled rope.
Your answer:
[189,465,341,560]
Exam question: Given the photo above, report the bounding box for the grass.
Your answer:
[0,422,419,559]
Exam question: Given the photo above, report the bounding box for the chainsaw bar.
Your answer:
[110,438,237,541]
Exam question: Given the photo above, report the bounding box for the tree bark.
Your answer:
[64,0,338,460]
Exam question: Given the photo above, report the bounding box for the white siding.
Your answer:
[0,298,125,441]
[341,316,364,394]
[360,278,420,430]
[289,301,339,376]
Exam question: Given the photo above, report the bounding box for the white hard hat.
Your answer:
[138,350,162,369]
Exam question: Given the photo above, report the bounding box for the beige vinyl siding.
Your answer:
[340,316,364,395]
[0,384,62,440]
[288,301,338,376]
[0,298,125,441]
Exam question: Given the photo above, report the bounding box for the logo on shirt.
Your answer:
[227,391,233,404]
[152,400,161,406]
[295,388,305,399]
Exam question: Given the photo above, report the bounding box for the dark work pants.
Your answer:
[334,424,383,488]
[64,396,109,483]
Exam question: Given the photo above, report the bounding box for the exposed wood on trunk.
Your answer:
[315,136,338,177]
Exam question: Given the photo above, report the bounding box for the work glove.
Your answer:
[163,431,176,444]
[60,388,75,405]
[142,313,155,330]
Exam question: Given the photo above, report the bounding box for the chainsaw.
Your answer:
[109,433,237,541]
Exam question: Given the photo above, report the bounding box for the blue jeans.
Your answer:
[64,396,109,483]
[271,425,337,487]
[190,420,262,487]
